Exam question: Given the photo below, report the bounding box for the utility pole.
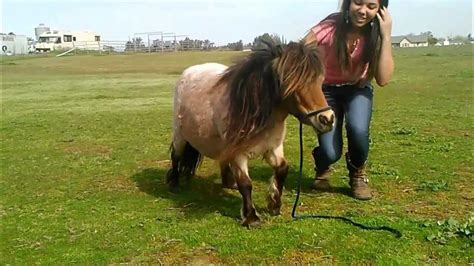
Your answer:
[148,34,150,53]
[161,33,164,53]
[174,35,177,52]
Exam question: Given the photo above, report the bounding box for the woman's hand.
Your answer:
[377,7,392,40]
[374,6,394,87]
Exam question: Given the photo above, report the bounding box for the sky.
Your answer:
[2,0,473,45]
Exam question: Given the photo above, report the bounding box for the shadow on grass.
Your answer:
[131,168,242,221]
[252,164,353,198]
[130,163,353,223]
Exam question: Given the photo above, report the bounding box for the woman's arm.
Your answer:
[375,7,394,87]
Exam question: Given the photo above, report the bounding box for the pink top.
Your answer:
[311,13,369,85]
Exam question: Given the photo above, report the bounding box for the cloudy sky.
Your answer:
[2,0,473,45]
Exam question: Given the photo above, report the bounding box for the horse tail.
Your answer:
[179,142,203,179]
[168,142,203,186]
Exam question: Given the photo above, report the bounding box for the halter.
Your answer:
[296,106,333,122]
[303,106,333,119]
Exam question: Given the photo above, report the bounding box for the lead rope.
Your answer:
[291,121,402,238]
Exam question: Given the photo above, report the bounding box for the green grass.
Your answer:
[1,46,473,264]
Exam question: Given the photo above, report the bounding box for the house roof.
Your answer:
[406,34,429,43]
[38,31,100,37]
[391,36,406,44]
[391,34,429,44]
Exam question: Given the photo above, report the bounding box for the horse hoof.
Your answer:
[169,186,180,194]
[241,216,261,228]
[266,196,281,216]
[267,207,281,216]
[267,203,281,216]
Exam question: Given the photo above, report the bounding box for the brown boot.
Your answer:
[312,168,332,190]
[311,147,332,190]
[346,153,372,200]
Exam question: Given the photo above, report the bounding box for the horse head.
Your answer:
[218,40,334,146]
[273,41,335,134]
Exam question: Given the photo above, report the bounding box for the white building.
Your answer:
[35,30,101,52]
[391,35,429,48]
[1,33,29,55]
[435,38,453,46]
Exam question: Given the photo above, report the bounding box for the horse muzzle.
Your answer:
[297,107,335,134]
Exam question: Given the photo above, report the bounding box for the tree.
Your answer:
[226,40,243,51]
[133,37,144,47]
[235,40,243,51]
[420,31,433,37]
[125,41,134,51]
[428,36,438,46]
[125,38,145,51]
[27,37,35,45]
[202,39,215,51]
[451,35,468,44]
[244,42,252,50]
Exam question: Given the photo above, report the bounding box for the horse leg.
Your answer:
[264,144,288,216]
[220,161,237,189]
[167,136,187,193]
[230,155,260,227]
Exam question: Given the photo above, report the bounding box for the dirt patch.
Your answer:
[374,179,471,220]
[92,175,138,193]
[403,193,472,220]
[281,249,334,264]
[140,159,171,169]
[116,241,222,265]
[455,165,473,179]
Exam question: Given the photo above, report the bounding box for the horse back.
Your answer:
[173,63,229,159]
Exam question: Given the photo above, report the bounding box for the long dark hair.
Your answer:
[335,0,389,81]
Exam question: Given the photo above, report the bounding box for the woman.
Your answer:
[304,0,393,200]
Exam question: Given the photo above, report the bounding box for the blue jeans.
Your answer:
[313,84,373,170]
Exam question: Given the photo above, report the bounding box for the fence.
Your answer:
[70,39,216,55]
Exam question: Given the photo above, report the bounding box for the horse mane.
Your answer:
[215,40,324,150]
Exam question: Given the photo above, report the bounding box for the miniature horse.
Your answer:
[167,41,334,226]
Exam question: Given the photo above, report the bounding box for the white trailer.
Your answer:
[35,30,101,52]
[1,34,28,55]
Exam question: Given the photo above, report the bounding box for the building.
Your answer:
[391,36,410,48]
[435,39,451,46]
[35,23,50,40]
[1,33,29,55]
[391,34,429,48]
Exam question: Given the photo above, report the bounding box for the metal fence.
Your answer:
[71,39,217,55]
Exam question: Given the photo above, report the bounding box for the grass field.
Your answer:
[1,46,473,264]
